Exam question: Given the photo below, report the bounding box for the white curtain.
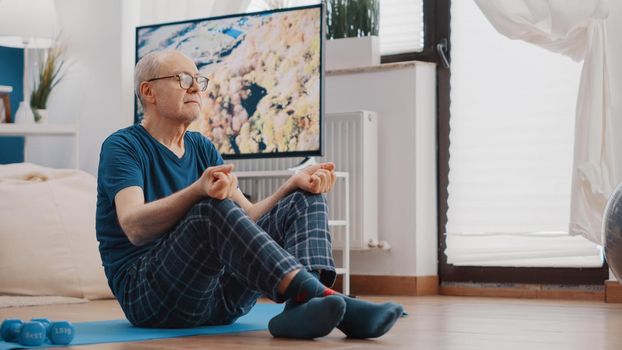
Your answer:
[474,0,615,245]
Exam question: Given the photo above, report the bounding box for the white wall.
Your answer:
[27,0,137,175]
[326,63,437,277]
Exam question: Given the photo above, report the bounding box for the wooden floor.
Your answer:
[2,295,622,350]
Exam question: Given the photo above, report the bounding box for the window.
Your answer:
[445,0,602,268]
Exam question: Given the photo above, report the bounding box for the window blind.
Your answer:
[379,0,423,55]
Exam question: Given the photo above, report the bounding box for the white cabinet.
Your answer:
[235,170,350,295]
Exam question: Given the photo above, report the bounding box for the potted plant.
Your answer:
[325,0,380,70]
[30,44,66,123]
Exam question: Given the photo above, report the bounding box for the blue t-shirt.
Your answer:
[96,124,223,297]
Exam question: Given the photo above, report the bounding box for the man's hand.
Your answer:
[199,164,238,200]
[292,162,337,194]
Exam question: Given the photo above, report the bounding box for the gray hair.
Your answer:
[134,52,162,106]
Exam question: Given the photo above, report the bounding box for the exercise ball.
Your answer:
[603,182,622,282]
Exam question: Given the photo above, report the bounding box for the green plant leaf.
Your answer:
[30,44,67,110]
[326,0,378,40]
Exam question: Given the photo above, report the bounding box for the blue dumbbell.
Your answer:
[0,319,23,342]
[18,322,46,346]
[30,318,51,337]
[49,321,75,345]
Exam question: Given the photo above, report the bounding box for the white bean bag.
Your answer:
[0,163,113,299]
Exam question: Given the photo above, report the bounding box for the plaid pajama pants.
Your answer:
[116,190,336,328]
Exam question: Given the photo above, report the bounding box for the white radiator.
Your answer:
[231,110,378,250]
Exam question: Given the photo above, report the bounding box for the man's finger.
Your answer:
[309,174,321,192]
[315,170,327,191]
[325,171,334,192]
[207,164,234,177]
[318,170,334,193]
[227,173,238,198]
[321,162,335,171]
[325,171,334,191]
[212,164,234,173]
[213,172,229,190]
[318,169,330,192]
[303,163,323,175]
[214,171,228,181]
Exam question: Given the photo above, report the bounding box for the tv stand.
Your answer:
[287,156,318,172]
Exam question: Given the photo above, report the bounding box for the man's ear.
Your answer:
[140,81,156,104]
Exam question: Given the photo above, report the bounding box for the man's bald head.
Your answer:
[134,51,196,107]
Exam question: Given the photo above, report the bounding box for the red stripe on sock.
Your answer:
[322,288,338,297]
[293,291,309,303]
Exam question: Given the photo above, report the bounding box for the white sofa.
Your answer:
[0,163,113,300]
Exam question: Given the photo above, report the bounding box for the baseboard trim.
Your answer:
[440,282,604,301]
[331,275,610,300]
[333,275,439,296]
[605,280,622,303]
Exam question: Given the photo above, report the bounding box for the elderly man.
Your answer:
[96,50,402,339]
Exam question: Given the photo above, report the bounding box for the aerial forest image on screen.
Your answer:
[137,6,322,157]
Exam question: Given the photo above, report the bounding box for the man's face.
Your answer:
[149,52,203,123]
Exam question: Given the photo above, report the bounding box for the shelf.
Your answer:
[0,123,80,168]
[0,123,77,136]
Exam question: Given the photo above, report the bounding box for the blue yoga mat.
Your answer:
[0,303,284,349]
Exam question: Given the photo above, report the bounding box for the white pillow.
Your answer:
[0,163,113,299]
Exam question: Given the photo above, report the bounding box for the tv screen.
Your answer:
[135,4,324,159]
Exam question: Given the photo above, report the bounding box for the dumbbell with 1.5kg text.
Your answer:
[1,318,75,346]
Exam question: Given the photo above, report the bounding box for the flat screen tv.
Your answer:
[135,4,325,160]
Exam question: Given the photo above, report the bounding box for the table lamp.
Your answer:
[0,0,59,124]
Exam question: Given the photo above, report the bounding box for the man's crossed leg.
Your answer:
[118,191,403,339]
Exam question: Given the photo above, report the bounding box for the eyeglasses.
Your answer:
[147,72,209,92]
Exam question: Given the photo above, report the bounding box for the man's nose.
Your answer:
[187,77,200,92]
